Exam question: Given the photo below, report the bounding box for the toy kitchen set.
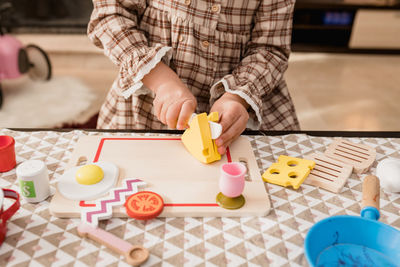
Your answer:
[1,112,400,266]
[1,0,400,266]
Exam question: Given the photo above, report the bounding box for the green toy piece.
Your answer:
[216,192,245,210]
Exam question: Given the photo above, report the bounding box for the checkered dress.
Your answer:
[88,0,300,130]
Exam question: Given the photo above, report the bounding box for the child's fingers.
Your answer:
[217,145,227,155]
[153,98,162,121]
[159,102,169,125]
[176,100,196,130]
[165,103,181,129]
[216,113,247,153]
[215,112,237,145]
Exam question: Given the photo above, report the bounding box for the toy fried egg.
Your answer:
[57,162,119,200]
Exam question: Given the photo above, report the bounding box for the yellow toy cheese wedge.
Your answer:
[262,155,315,189]
[181,112,221,164]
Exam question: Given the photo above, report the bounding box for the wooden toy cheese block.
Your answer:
[50,135,270,218]
[262,155,315,189]
[181,112,221,164]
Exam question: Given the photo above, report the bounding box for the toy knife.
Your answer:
[189,113,222,139]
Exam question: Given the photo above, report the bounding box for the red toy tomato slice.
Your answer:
[124,191,164,220]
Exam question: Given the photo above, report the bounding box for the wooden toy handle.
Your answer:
[77,223,149,266]
[362,175,380,211]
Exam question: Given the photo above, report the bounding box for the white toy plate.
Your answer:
[57,161,119,200]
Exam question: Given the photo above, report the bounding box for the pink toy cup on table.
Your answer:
[0,136,16,173]
[219,162,246,198]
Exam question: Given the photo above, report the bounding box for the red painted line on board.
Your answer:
[164,203,219,207]
[81,137,231,208]
[79,201,96,207]
[94,137,181,162]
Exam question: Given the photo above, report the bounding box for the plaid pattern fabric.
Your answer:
[88,0,300,130]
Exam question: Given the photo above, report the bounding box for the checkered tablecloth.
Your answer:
[0,129,399,266]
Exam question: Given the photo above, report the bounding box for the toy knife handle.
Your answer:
[362,175,380,211]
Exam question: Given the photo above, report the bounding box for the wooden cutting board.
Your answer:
[50,135,270,217]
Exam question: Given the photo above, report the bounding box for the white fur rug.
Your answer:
[0,76,97,128]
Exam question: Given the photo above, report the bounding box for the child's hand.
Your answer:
[142,62,197,129]
[153,82,197,129]
[210,92,249,154]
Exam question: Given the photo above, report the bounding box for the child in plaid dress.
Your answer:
[88,0,299,154]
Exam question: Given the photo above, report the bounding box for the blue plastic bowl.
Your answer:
[305,208,400,267]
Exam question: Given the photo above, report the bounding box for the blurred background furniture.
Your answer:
[0,0,399,130]
[292,0,400,52]
[6,0,400,52]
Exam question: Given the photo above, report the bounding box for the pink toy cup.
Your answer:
[219,162,246,198]
[0,136,16,172]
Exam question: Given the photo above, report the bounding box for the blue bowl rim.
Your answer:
[304,214,400,266]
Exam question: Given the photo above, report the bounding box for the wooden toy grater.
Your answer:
[304,152,353,193]
[324,138,376,174]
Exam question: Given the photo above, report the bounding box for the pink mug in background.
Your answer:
[219,162,246,198]
[0,136,16,172]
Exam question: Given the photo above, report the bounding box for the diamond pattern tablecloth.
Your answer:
[0,129,399,267]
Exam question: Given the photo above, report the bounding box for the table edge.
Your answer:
[5,128,400,138]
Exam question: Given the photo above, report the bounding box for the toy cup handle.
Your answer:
[0,189,20,224]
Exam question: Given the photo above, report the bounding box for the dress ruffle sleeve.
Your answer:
[88,0,172,98]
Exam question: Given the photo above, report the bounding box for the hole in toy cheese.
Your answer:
[75,164,104,185]
[270,169,280,175]
[287,161,298,167]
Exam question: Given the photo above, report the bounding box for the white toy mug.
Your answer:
[16,160,50,203]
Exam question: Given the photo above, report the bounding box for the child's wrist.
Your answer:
[142,62,178,94]
[221,92,250,109]
[154,81,188,96]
